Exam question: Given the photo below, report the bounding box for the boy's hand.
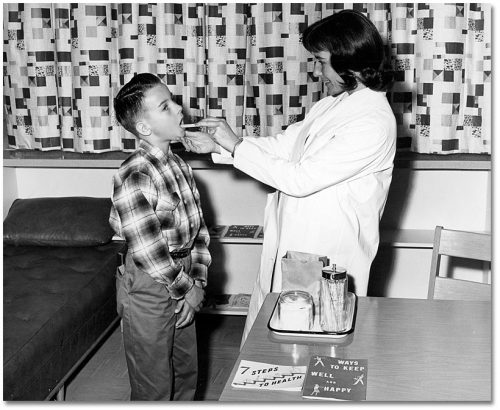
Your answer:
[174,284,205,328]
[182,131,221,154]
[174,299,196,328]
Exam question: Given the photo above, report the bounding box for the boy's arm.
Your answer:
[188,170,211,289]
[114,171,196,300]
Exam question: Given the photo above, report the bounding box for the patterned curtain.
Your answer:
[387,3,491,153]
[3,3,491,154]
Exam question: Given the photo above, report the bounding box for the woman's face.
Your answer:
[312,50,346,97]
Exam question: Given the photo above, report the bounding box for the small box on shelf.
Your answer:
[208,225,264,244]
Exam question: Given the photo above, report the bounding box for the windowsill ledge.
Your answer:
[3,149,491,170]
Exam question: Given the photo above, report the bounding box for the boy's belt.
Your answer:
[170,248,191,260]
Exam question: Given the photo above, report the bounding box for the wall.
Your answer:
[2,164,491,299]
[3,167,18,219]
[381,169,490,231]
[5,167,491,230]
[369,167,491,298]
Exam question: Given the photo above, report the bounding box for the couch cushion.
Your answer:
[3,197,115,247]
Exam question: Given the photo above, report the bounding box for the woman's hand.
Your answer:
[181,130,221,154]
[194,118,240,153]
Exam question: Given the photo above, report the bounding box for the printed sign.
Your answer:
[231,360,306,391]
[302,356,368,401]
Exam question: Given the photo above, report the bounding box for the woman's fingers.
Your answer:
[185,130,214,140]
[183,130,219,154]
[183,118,238,152]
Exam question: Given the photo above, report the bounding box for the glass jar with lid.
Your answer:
[319,265,348,332]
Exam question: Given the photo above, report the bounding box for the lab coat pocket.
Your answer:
[156,192,181,229]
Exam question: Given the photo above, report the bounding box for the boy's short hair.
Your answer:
[114,73,162,137]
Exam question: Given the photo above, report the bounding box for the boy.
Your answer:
[109,73,211,400]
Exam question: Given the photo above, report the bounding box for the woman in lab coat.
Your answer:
[183,10,397,344]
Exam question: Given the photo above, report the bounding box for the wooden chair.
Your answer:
[427,226,491,301]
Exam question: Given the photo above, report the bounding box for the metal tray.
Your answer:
[267,292,356,339]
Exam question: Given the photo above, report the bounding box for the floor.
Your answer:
[65,314,246,401]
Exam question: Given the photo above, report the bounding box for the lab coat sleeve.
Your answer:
[233,119,394,198]
[211,120,303,163]
[241,121,303,158]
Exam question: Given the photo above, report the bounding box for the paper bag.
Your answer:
[281,251,329,304]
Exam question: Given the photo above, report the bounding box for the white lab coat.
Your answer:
[233,87,397,344]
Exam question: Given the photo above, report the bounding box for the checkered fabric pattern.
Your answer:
[2,3,491,154]
[386,3,491,153]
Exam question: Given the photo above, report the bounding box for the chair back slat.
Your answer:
[428,226,491,301]
[439,229,491,261]
[434,277,491,302]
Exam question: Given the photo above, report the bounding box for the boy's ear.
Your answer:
[135,120,151,137]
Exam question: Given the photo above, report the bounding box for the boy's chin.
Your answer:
[170,128,185,140]
[171,133,184,142]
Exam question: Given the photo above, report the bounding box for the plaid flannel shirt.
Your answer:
[109,140,211,299]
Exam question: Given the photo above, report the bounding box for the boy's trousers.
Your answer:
[117,253,198,401]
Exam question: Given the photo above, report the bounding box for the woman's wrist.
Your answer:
[231,137,243,157]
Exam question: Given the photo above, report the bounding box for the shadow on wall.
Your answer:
[368,78,417,296]
[368,167,414,297]
[194,175,228,296]
[194,166,274,297]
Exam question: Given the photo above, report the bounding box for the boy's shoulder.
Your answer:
[115,148,154,178]
[120,148,146,167]
[114,146,193,182]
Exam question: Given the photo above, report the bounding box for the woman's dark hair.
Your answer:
[302,9,392,92]
[114,73,162,136]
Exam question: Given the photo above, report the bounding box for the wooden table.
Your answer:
[220,293,491,401]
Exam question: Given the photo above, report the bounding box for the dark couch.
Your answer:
[3,197,126,401]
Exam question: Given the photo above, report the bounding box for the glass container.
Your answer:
[278,290,313,331]
[319,265,348,332]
